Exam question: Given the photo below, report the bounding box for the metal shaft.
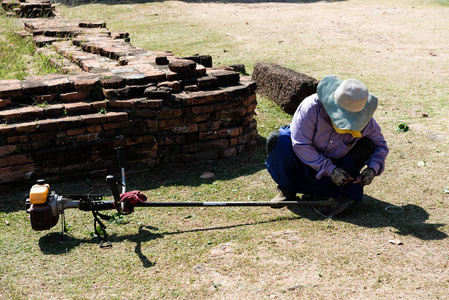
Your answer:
[73,198,334,211]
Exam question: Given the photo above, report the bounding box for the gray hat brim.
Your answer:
[317,75,378,132]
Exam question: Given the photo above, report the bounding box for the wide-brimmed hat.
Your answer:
[317,75,378,132]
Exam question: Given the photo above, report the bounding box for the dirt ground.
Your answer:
[2,0,448,299]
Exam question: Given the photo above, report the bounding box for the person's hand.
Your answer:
[354,168,375,186]
[330,168,354,187]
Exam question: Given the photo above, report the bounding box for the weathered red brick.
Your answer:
[158,135,185,145]
[76,133,99,143]
[60,91,90,102]
[44,104,65,117]
[243,119,257,133]
[158,108,183,119]
[135,98,162,109]
[0,98,12,108]
[135,110,159,118]
[57,116,83,130]
[157,81,180,93]
[0,124,16,136]
[73,77,101,92]
[0,80,23,98]
[183,92,218,106]
[31,132,55,141]
[216,106,248,118]
[229,138,238,146]
[122,135,155,146]
[35,119,59,132]
[144,70,167,82]
[101,76,126,89]
[190,104,216,114]
[198,131,217,141]
[159,118,184,128]
[102,122,122,130]
[183,114,210,124]
[198,121,220,131]
[0,110,21,121]
[241,113,255,126]
[172,124,198,134]
[206,139,229,149]
[206,69,240,86]
[20,80,48,96]
[109,99,136,108]
[0,145,17,156]
[63,102,93,114]
[15,122,38,133]
[92,101,107,111]
[106,112,128,122]
[237,129,257,144]
[44,77,74,94]
[67,128,87,136]
[0,154,32,167]
[0,164,36,184]
[7,135,29,144]
[27,106,45,118]
[216,127,242,138]
[244,94,257,106]
[126,73,150,85]
[82,114,108,125]
[103,87,130,99]
[144,119,158,129]
[31,139,50,150]
[86,125,102,133]
[34,94,60,104]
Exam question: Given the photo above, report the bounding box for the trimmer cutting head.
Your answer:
[313,197,353,218]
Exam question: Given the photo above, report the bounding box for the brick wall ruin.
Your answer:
[0,12,257,184]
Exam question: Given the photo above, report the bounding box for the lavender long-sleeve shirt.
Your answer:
[290,94,389,179]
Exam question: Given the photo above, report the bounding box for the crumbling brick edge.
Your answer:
[0,13,258,185]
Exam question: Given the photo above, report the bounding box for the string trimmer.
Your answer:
[26,147,336,247]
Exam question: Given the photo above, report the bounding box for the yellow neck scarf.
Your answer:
[332,121,362,138]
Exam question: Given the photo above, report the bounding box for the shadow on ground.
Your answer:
[39,225,163,267]
[38,216,296,267]
[287,195,448,241]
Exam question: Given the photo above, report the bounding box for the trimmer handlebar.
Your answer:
[106,175,132,215]
[117,147,125,169]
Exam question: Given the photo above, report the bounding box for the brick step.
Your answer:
[14,2,55,18]
[0,111,130,172]
[0,100,110,124]
[0,74,106,105]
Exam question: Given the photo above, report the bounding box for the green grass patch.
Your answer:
[0,15,60,80]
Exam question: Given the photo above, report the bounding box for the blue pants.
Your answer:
[265,126,364,201]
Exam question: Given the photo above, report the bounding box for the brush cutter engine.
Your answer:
[26,180,60,231]
[25,179,114,231]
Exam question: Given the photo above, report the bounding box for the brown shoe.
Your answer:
[270,189,296,209]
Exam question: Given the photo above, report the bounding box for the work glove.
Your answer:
[359,167,375,186]
[330,167,352,187]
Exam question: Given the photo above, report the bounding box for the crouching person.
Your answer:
[266,75,389,217]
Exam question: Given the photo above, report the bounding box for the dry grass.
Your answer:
[1,0,449,299]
